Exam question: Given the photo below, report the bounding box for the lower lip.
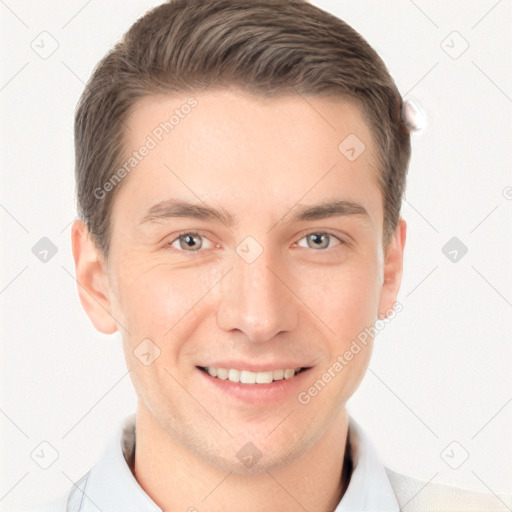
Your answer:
[196,367,312,405]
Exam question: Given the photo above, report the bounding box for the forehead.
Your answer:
[113,88,382,232]
[125,88,376,156]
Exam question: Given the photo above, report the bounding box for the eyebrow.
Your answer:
[138,198,369,227]
[139,199,236,227]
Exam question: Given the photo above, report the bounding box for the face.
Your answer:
[72,88,405,474]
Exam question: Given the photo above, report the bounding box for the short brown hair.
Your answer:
[75,0,411,260]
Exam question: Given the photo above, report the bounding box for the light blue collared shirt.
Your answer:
[29,412,399,512]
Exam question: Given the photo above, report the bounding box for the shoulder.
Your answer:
[385,466,512,512]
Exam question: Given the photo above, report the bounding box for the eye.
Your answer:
[165,230,346,253]
[166,231,216,252]
[295,232,345,250]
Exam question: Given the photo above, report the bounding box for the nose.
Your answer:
[216,246,298,343]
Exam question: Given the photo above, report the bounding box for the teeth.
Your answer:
[203,367,302,384]
[228,369,240,382]
[255,371,273,384]
[216,368,228,380]
[240,370,256,384]
[273,369,284,381]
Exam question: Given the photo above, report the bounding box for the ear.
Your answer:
[377,217,407,319]
[71,219,118,334]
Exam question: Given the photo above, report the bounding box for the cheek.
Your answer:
[111,258,225,343]
[113,262,226,400]
[296,264,379,410]
[337,270,380,333]
[292,254,382,342]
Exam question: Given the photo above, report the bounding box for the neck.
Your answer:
[133,403,351,512]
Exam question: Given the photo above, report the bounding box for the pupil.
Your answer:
[183,235,200,250]
[310,234,328,248]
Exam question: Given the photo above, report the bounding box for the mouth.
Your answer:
[197,366,310,384]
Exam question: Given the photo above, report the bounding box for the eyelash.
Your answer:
[164,230,347,253]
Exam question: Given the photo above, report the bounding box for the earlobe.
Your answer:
[71,220,118,335]
[377,217,407,319]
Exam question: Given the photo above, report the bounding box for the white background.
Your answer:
[1,0,511,510]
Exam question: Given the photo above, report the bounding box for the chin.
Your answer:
[203,443,308,476]
[196,425,318,476]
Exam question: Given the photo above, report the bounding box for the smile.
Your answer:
[198,366,308,384]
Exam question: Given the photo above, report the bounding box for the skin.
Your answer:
[71,88,406,512]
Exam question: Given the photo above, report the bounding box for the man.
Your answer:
[30,0,512,510]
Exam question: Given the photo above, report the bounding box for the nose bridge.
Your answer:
[216,241,297,342]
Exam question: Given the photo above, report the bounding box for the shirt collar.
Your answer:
[334,415,400,511]
[78,412,399,512]
[77,412,160,511]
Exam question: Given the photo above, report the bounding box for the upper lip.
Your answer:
[197,361,312,372]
